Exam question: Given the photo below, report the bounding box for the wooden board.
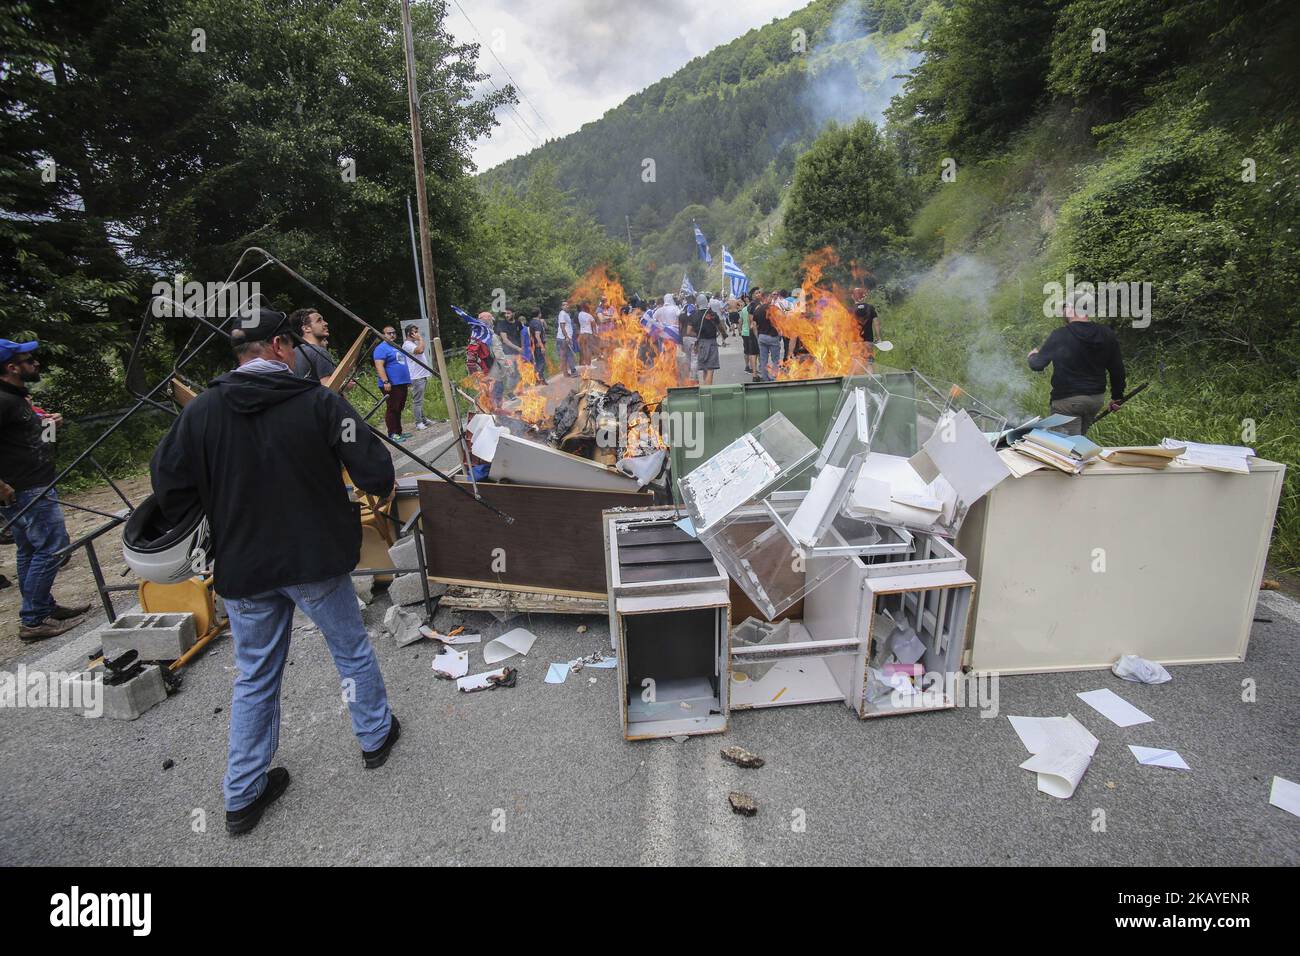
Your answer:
[418,478,652,594]
[324,328,372,393]
[171,378,197,407]
[439,584,606,615]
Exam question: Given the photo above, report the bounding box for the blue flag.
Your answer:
[452,305,493,345]
[693,222,712,265]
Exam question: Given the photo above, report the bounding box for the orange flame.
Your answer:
[570,265,686,405]
[513,357,547,425]
[771,247,870,381]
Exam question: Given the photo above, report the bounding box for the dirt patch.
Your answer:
[0,473,153,667]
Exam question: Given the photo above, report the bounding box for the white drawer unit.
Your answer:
[801,527,976,719]
[727,523,974,718]
[604,508,732,740]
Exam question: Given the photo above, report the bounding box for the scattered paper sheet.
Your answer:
[470,423,503,462]
[1163,438,1254,474]
[431,649,469,680]
[1112,654,1172,684]
[851,475,892,514]
[1009,715,1099,757]
[1129,746,1190,770]
[1268,776,1300,818]
[999,446,1049,478]
[1077,688,1153,727]
[1021,747,1093,798]
[457,667,511,693]
[889,626,927,665]
[544,662,570,684]
[483,627,538,664]
[583,657,617,669]
[1008,714,1099,799]
[674,516,696,538]
[420,625,481,645]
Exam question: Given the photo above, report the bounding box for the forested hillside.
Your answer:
[481,0,930,293]
[488,0,1299,566]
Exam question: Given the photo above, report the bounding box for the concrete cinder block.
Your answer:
[383,604,424,647]
[354,576,374,604]
[387,534,419,572]
[102,613,196,662]
[388,572,446,608]
[102,665,168,721]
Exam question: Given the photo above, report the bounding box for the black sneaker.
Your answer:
[226,767,291,835]
[362,714,401,770]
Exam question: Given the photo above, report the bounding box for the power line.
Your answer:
[449,0,559,141]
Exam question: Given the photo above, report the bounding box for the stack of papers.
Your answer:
[1100,445,1186,469]
[1010,441,1086,474]
[995,413,1078,447]
[1163,438,1254,474]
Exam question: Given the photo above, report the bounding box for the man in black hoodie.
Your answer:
[151,308,400,835]
[1027,293,1127,435]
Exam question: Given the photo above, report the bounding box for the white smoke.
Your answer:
[799,1,922,131]
[899,254,1037,420]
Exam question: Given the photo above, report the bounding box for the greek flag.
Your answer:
[639,310,682,346]
[722,246,749,297]
[680,272,695,298]
[452,305,492,345]
[693,222,712,265]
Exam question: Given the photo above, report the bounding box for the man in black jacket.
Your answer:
[1027,293,1127,435]
[151,308,400,835]
[0,338,91,642]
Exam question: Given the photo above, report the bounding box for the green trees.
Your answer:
[782,119,917,278]
[886,0,1056,170]
[1,0,511,412]
[474,163,636,316]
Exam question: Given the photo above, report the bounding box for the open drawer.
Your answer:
[805,544,975,718]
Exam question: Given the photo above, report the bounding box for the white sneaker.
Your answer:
[416,422,427,430]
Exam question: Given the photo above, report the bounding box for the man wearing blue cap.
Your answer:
[0,338,91,642]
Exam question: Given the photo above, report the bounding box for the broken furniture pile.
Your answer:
[593,370,1286,742]
[466,375,667,491]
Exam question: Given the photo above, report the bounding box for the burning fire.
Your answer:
[572,265,683,405]
[771,247,871,381]
[513,357,548,425]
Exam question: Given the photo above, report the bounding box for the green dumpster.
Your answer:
[661,370,923,501]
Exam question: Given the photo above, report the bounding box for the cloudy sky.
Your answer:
[445,0,808,171]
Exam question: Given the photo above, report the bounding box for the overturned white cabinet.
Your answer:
[956,458,1286,674]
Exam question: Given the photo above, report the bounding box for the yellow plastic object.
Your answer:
[139,577,216,636]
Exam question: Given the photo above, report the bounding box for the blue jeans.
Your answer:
[559,338,576,375]
[758,334,783,382]
[2,486,70,627]
[223,573,392,811]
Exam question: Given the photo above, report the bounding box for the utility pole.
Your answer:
[401,0,466,468]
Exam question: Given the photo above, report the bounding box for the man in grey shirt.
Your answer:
[290,308,337,384]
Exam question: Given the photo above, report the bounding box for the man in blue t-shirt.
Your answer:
[372,325,412,441]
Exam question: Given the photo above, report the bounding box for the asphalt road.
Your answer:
[0,584,1296,866]
[3,336,1294,866]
